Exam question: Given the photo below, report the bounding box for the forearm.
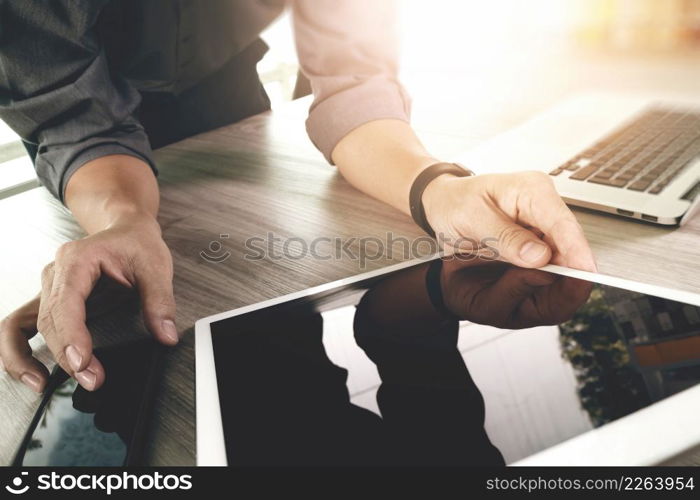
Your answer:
[331,120,438,215]
[64,155,160,234]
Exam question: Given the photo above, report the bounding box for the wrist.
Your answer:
[71,194,159,234]
[65,155,159,235]
[105,206,161,234]
[410,163,473,237]
[104,209,160,231]
[421,173,460,234]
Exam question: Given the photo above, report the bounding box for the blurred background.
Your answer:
[259,0,700,104]
[2,0,700,197]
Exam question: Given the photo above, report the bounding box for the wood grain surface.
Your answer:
[1,50,699,465]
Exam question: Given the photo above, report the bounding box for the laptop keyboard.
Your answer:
[549,108,700,194]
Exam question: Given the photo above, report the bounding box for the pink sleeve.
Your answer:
[292,0,412,163]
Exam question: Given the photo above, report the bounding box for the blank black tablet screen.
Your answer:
[211,260,700,465]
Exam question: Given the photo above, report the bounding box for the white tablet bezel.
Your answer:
[195,259,700,466]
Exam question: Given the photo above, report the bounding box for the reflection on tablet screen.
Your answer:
[209,259,700,465]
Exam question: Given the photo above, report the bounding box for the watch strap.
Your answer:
[409,162,473,238]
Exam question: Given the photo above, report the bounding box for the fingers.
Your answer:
[72,354,105,391]
[515,173,597,272]
[134,252,178,345]
[542,219,597,272]
[39,252,104,391]
[6,296,41,337]
[8,219,178,394]
[0,297,50,393]
[482,206,553,269]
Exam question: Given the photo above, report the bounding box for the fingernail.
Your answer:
[519,241,548,263]
[75,369,96,391]
[162,320,179,344]
[65,345,83,372]
[21,373,42,393]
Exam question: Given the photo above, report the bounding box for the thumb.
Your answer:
[136,270,178,345]
[489,214,552,268]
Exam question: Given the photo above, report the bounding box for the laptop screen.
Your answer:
[210,259,700,465]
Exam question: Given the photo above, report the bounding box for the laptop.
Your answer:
[455,92,700,225]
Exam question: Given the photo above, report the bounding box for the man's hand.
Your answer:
[333,120,596,272]
[0,214,176,393]
[423,171,597,271]
[1,155,171,393]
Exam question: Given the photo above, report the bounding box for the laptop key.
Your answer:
[561,107,700,202]
[628,179,652,191]
[594,170,614,179]
[589,176,628,187]
[569,164,600,180]
[618,175,637,183]
[611,177,631,187]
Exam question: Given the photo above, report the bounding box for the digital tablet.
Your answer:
[195,258,700,466]
[13,340,164,466]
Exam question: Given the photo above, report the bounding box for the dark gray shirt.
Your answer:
[0,0,410,201]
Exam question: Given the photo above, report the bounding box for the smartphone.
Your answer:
[12,339,164,466]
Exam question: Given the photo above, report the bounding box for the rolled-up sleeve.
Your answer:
[292,0,411,163]
[0,0,156,202]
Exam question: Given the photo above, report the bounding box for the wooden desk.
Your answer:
[1,50,700,465]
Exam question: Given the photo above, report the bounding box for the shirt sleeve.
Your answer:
[0,0,156,203]
[292,0,411,164]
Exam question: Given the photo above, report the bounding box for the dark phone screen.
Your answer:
[210,259,700,465]
[16,341,160,466]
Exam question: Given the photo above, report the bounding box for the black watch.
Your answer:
[409,162,474,238]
